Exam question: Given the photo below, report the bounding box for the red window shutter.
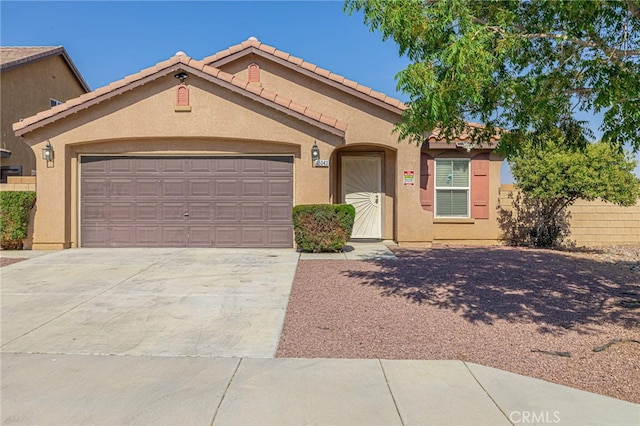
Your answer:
[176,85,189,106]
[471,153,490,219]
[420,153,434,212]
[248,63,260,83]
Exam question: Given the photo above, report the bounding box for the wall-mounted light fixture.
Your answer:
[174,72,189,83]
[311,141,320,165]
[42,141,54,163]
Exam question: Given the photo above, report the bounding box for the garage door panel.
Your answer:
[137,179,162,197]
[189,179,213,197]
[242,179,265,197]
[241,158,267,173]
[83,202,108,220]
[188,158,215,173]
[162,203,186,221]
[187,226,214,246]
[268,178,294,197]
[136,203,160,221]
[137,226,162,245]
[215,179,240,197]
[110,226,137,246]
[109,158,136,173]
[215,227,241,246]
[163,179,187,197]
[241,203,265,221]
[162,227,187,246]
[162,158,185,173]
[214,202,239,221]
[267,158,294,173]
[214,158,240,174]
[268,227,294,246]
[268,202,293,221]
[242,227,266,246]
[110,203,135,221]
[110,179,135,197]
[82,178,109,197]
[135,158,161,173]
[187,203,212,221]
[81,156,293,248]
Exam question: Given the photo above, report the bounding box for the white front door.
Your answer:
[341,155,382,239]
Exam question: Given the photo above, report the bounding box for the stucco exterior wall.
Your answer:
[499,185,640,246]
[21,76,347,249]
[1,55,86,176]
[17,50,507,249]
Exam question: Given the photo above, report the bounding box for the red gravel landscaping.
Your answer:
[277,246,640,403]
[0,257,27,267]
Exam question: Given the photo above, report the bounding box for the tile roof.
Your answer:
[1,46,90,92]
[13,55,347,137]
[426,122,502,143]
[203,37,408,113]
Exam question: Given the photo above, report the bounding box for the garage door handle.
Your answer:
[183,212,189,217]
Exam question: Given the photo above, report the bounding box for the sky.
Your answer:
[1,1,637,180]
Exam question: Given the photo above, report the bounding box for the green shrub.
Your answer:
[0,191,36,250]
[292,204,356,252]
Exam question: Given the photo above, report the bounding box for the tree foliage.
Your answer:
[345,0,640,152]
[499,133,640,247]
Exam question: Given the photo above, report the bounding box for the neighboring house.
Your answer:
[13,37,504,250]
[1,46,89,182]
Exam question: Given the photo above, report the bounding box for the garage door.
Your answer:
[80,156,293,248]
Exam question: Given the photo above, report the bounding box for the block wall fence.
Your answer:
[499,184,640,247]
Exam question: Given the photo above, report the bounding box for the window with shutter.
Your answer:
[435,159,470,217]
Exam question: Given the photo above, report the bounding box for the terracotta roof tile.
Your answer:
[274,95,291,108]
[288,55,304,66]
[273,50,290,60]
[342,78,358,89]
[245,84,263,96]
[260,89,277,103]
[304,109,322,122]
[204,37,406,113]
[328,73,345,84]
[259,44,277,55]
[334,120,349,132]
[14,51,347,137]
[370,90,387,102]
[319,114,337,128]
[300,62,317,72]
[355,84,372,96]
[288,101,307,115]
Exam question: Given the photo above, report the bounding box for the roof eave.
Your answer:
[14,60,346,139]
[206,45,406,115]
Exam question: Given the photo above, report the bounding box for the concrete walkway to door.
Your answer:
[1,248,299,358]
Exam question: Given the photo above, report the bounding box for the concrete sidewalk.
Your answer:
[299,241,398,260]
[2,354,637,426]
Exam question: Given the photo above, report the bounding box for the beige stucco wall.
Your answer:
[1,55,86,176]
[19,53,507,249]
[499,185,640,246]
[222,56,435,244]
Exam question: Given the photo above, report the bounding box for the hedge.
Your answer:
[0,191,36,250]
[292,204,356,252]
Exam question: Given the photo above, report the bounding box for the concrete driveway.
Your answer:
[1,248,299,358]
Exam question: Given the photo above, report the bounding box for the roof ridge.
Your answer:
[14,54,347,136]
[203,37,407,112]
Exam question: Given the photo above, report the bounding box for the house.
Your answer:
[1,46,89,182]
[13,38,504,250]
